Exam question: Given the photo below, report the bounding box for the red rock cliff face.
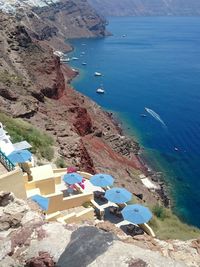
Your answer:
[32,51,65,100]
[0,14,67,117]
[17,0,108,51]
[0,12,166,206]
[69,106,93,136]
[34,85,161,206]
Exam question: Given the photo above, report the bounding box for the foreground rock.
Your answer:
[0,192,200,267]
[25,252,55,267]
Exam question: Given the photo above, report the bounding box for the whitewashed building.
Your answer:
[0,122,15,156]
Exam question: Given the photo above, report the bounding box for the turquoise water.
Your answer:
[67,17,200,227]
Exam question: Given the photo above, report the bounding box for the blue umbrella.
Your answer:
[8,149,32,164]
[122,204,152,224]
[90,173,114,187]
[63,172,83,185]
[31,194,49,211]
[105,187,132,204]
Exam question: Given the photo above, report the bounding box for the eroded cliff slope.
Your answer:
[0,9,166,206]
[0,1,108,50]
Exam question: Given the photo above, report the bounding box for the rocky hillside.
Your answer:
[0,192,200,267]
[0,4,200,266]
[0,1,108,50]
[0,3,170,207]
[23,0,108,43]
[88,0,200,16]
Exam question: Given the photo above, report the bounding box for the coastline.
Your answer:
[0,6,200,245]
[64,55,171,208]
[106,110,171,208]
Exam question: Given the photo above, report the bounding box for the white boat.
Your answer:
[96,85,105,94]
[94,72,102,76]
[53,50,64,57]
[82,62,87,65]
[60,57,70,62]
[72,57,79,60]
[71,68,78,72]
[140,114,147,117]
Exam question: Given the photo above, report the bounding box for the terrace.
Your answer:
[26,166,155,237]
[0,157,155,237]
[0,119,155,237]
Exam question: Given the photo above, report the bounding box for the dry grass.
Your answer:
[149,205,200,240]
[0,112,54,161]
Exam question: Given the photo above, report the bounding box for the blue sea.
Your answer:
[67,17,200,228]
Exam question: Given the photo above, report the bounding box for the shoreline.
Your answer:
[106,110,171,207]
[63,54,171,208]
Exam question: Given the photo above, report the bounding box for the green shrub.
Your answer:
[148,217,159,230]
[152,204,169,220]
[149,204,200,240]
[82,201,91,208]
[55,157,67,168]
[0,70,24,87]
[0,112,54,161]
[40,146,54,161]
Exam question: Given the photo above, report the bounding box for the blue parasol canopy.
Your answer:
[31,194,49,211]
[8,149,32,164]
[105,187,132,204]
[90,173,114,187]
[122,204,152,224]
[63,172,83,185]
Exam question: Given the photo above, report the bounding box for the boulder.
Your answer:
[0,192,14,207]
[0,240,11,261]
[25,252,55,267]
[0,88,18,101]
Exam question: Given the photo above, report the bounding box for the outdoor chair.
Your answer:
[126,224,144,236]
[109,206,123,218]
[94,191,106,202]
[78,178,86,190]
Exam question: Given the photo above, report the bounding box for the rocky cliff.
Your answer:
[0,8,168,206]
[88,0,200,17]
[0,1,108,51]
[0,3,200,267]
[0,192,200,267]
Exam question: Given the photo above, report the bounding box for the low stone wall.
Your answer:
[25,178,55,195]
[57,207,94,224]
[0,168,26,199]
[46,192,94,214]
[78,171,93,179]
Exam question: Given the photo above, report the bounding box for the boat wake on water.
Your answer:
[145,107,167,128]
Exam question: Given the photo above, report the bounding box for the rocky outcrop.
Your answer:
[0,12,67,118]
[0,192,27,231]
[5,0,108,52]
[88,0,200,17]
[31,0,108,38]
[70,106,93,136]
[0,192,200,266]
[0,88,18,101]
[0,9,169,206]
[25,252,56,267]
